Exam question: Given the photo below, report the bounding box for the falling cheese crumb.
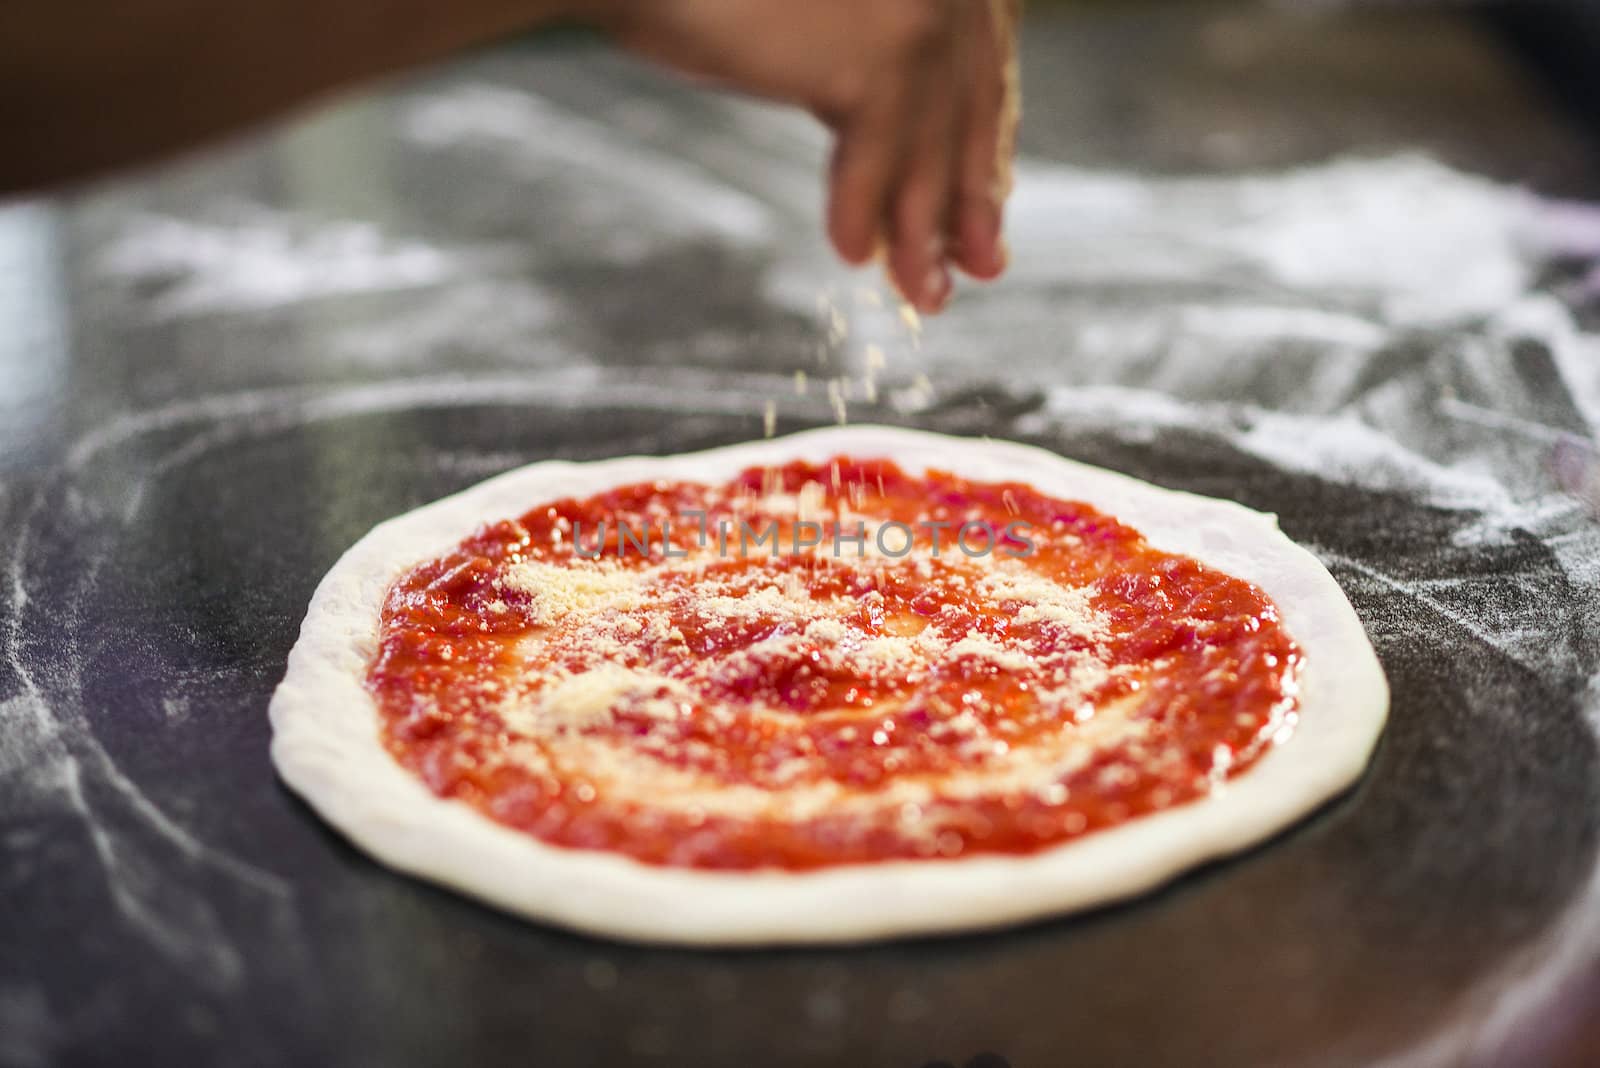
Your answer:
[827,379,847,425]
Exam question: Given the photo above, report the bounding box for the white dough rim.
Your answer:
[269,425,1388,946]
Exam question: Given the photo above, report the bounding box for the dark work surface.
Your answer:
[4,7,1600,1068]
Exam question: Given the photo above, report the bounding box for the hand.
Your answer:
[598,0,1020,313]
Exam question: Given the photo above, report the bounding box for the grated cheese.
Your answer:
[500,561,640,623]
[472,478,1152,827]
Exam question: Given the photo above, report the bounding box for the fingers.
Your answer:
[884,42,959,313]
[826,102,898,267]
[826,0,1019,310]
[824,30,922,269]
[825,1,931,270]
[950,0,1018,280]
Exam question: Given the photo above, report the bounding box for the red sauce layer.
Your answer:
[368,456,1300,870]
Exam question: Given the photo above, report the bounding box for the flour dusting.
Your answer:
[92,205,500,319]
[1004,155,1539,325]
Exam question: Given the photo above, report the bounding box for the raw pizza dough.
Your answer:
[269,425,1388,945]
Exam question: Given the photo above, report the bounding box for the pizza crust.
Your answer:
[269,425,1388,945]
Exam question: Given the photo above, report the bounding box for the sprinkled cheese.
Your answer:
[944,633,1038,673]
[978,566,1110,643]
[501,664,689,734]
[501,561,640,624]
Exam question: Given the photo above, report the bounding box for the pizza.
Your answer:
[269,426,1387,944]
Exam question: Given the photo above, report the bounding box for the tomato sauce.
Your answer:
[368,457,1300,870]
